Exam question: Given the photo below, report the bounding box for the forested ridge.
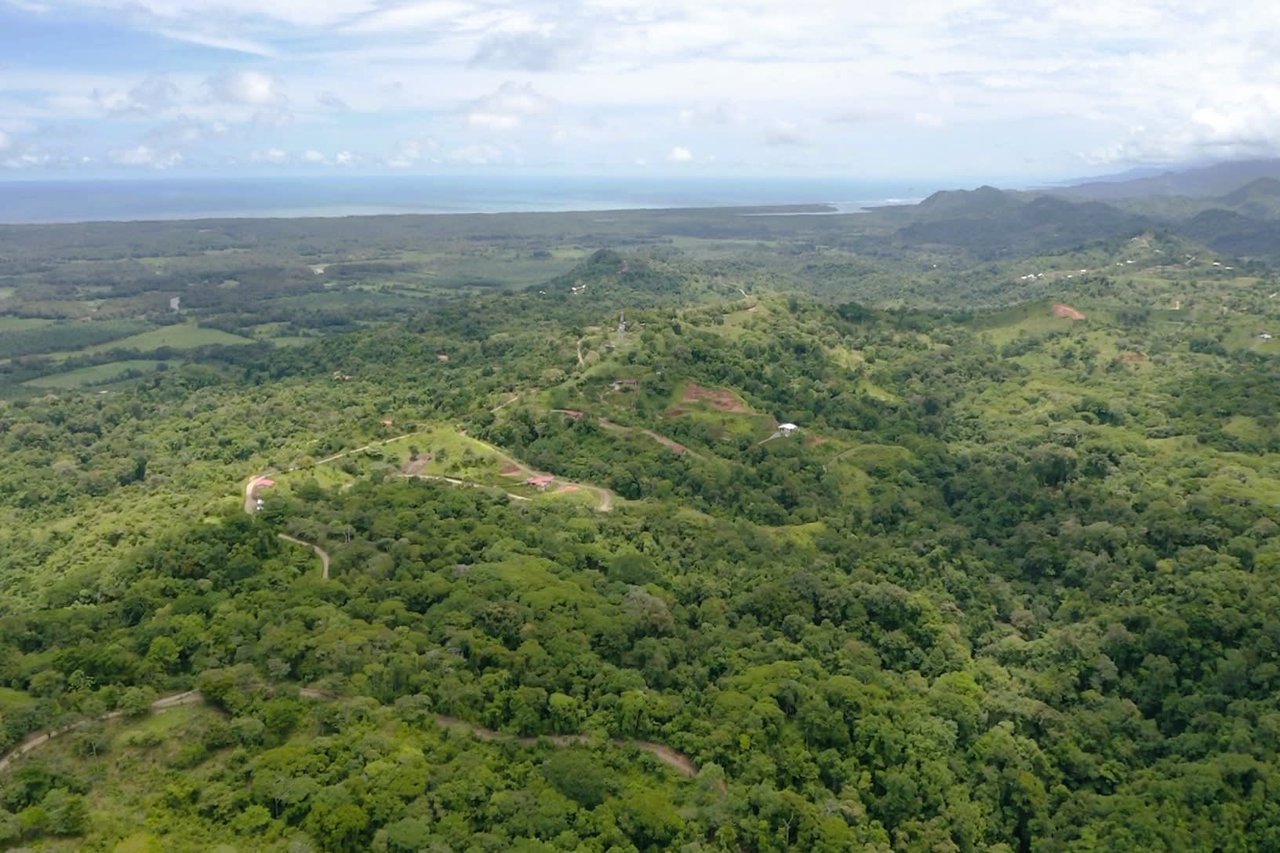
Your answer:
[2,228,1280,852]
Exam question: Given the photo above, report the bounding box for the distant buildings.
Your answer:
[778,423,799,436]
[526,474,556,490]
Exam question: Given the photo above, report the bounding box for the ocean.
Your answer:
[0,175,934,224]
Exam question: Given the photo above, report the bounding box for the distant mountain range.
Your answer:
[1052,159,1280,200]
[865,160,1280,262]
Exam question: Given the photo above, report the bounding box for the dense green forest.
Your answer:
[3,195,1280,851]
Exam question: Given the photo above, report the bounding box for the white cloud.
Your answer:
[56,0,377,29]
[667,145,694,163]
[0,131,10,152]
[470,30,582,71]
[3,152,53,169]
[385,137,439,168]
[317,91,350,110]
[145,116,226,148]
[155,28,276,57]
[347,1,475,33]
[205,70,287,106]
[302,149,329,164]
[10,0,1280,177]
[764,121,806,146]
[678,102,743,127]
[108,145,183,168]
[447,143,506,165]
[334,150,356,166]
[94,75,179,116]
[468,112,521,131]
[251,147,289,163]
[466,81,555,131]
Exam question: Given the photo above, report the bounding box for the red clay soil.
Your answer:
[674,383,751,414]
[1052,303,1087,320]
[500,464,524,478]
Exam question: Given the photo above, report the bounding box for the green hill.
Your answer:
[3,203,1280,851]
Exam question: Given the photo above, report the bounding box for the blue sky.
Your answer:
[1,0,1277,181]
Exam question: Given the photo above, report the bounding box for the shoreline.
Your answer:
[0,200,870,228]
[0,175,933,226]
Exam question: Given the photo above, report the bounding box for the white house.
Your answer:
[778,423,799,436]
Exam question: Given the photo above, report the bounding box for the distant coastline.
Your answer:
[0,175,935,225]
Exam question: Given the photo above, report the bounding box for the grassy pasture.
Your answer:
[23,360,168,389]
[84,324,255,353]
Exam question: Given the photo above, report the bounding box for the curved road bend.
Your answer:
[3,690,710,787]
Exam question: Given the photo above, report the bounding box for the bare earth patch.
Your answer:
[1119,351,1148,364]
[402,455,434,476]
[1052,303,1087,321]
[555,484,582,494]
[673,382,751,414]
[500,464,524,478]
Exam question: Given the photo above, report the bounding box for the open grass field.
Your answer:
[379,425,513,477]
[969,299,1089,345]
[0,686,35,713]
[23,359,168,389]
[84,324,255,354]
[0,318,151,360]
[0,316,52,331]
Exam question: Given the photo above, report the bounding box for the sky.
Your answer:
[1,0,1278,182]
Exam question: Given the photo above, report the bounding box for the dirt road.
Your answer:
[244,476,269,514]
[243,475,333,579]
[0,690,203,774]
[467,434,616,512]
[3,689,707,786]
[409,473,532,503]
[432,716,701,779]
[313,428,430,466]
[278,534,331,580]
[492,394,521,414]
[598,418,703,460]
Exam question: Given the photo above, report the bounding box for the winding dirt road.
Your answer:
[465,434,617,512]
[597,417,704,461]
[408,473,532,503]
[491,394,521,414]
[245,476,333,579]
[278,534,331,580]
[313,428,431,467]
[429,717,700,778]
[0,691,203,774]
[2,689,708,786]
